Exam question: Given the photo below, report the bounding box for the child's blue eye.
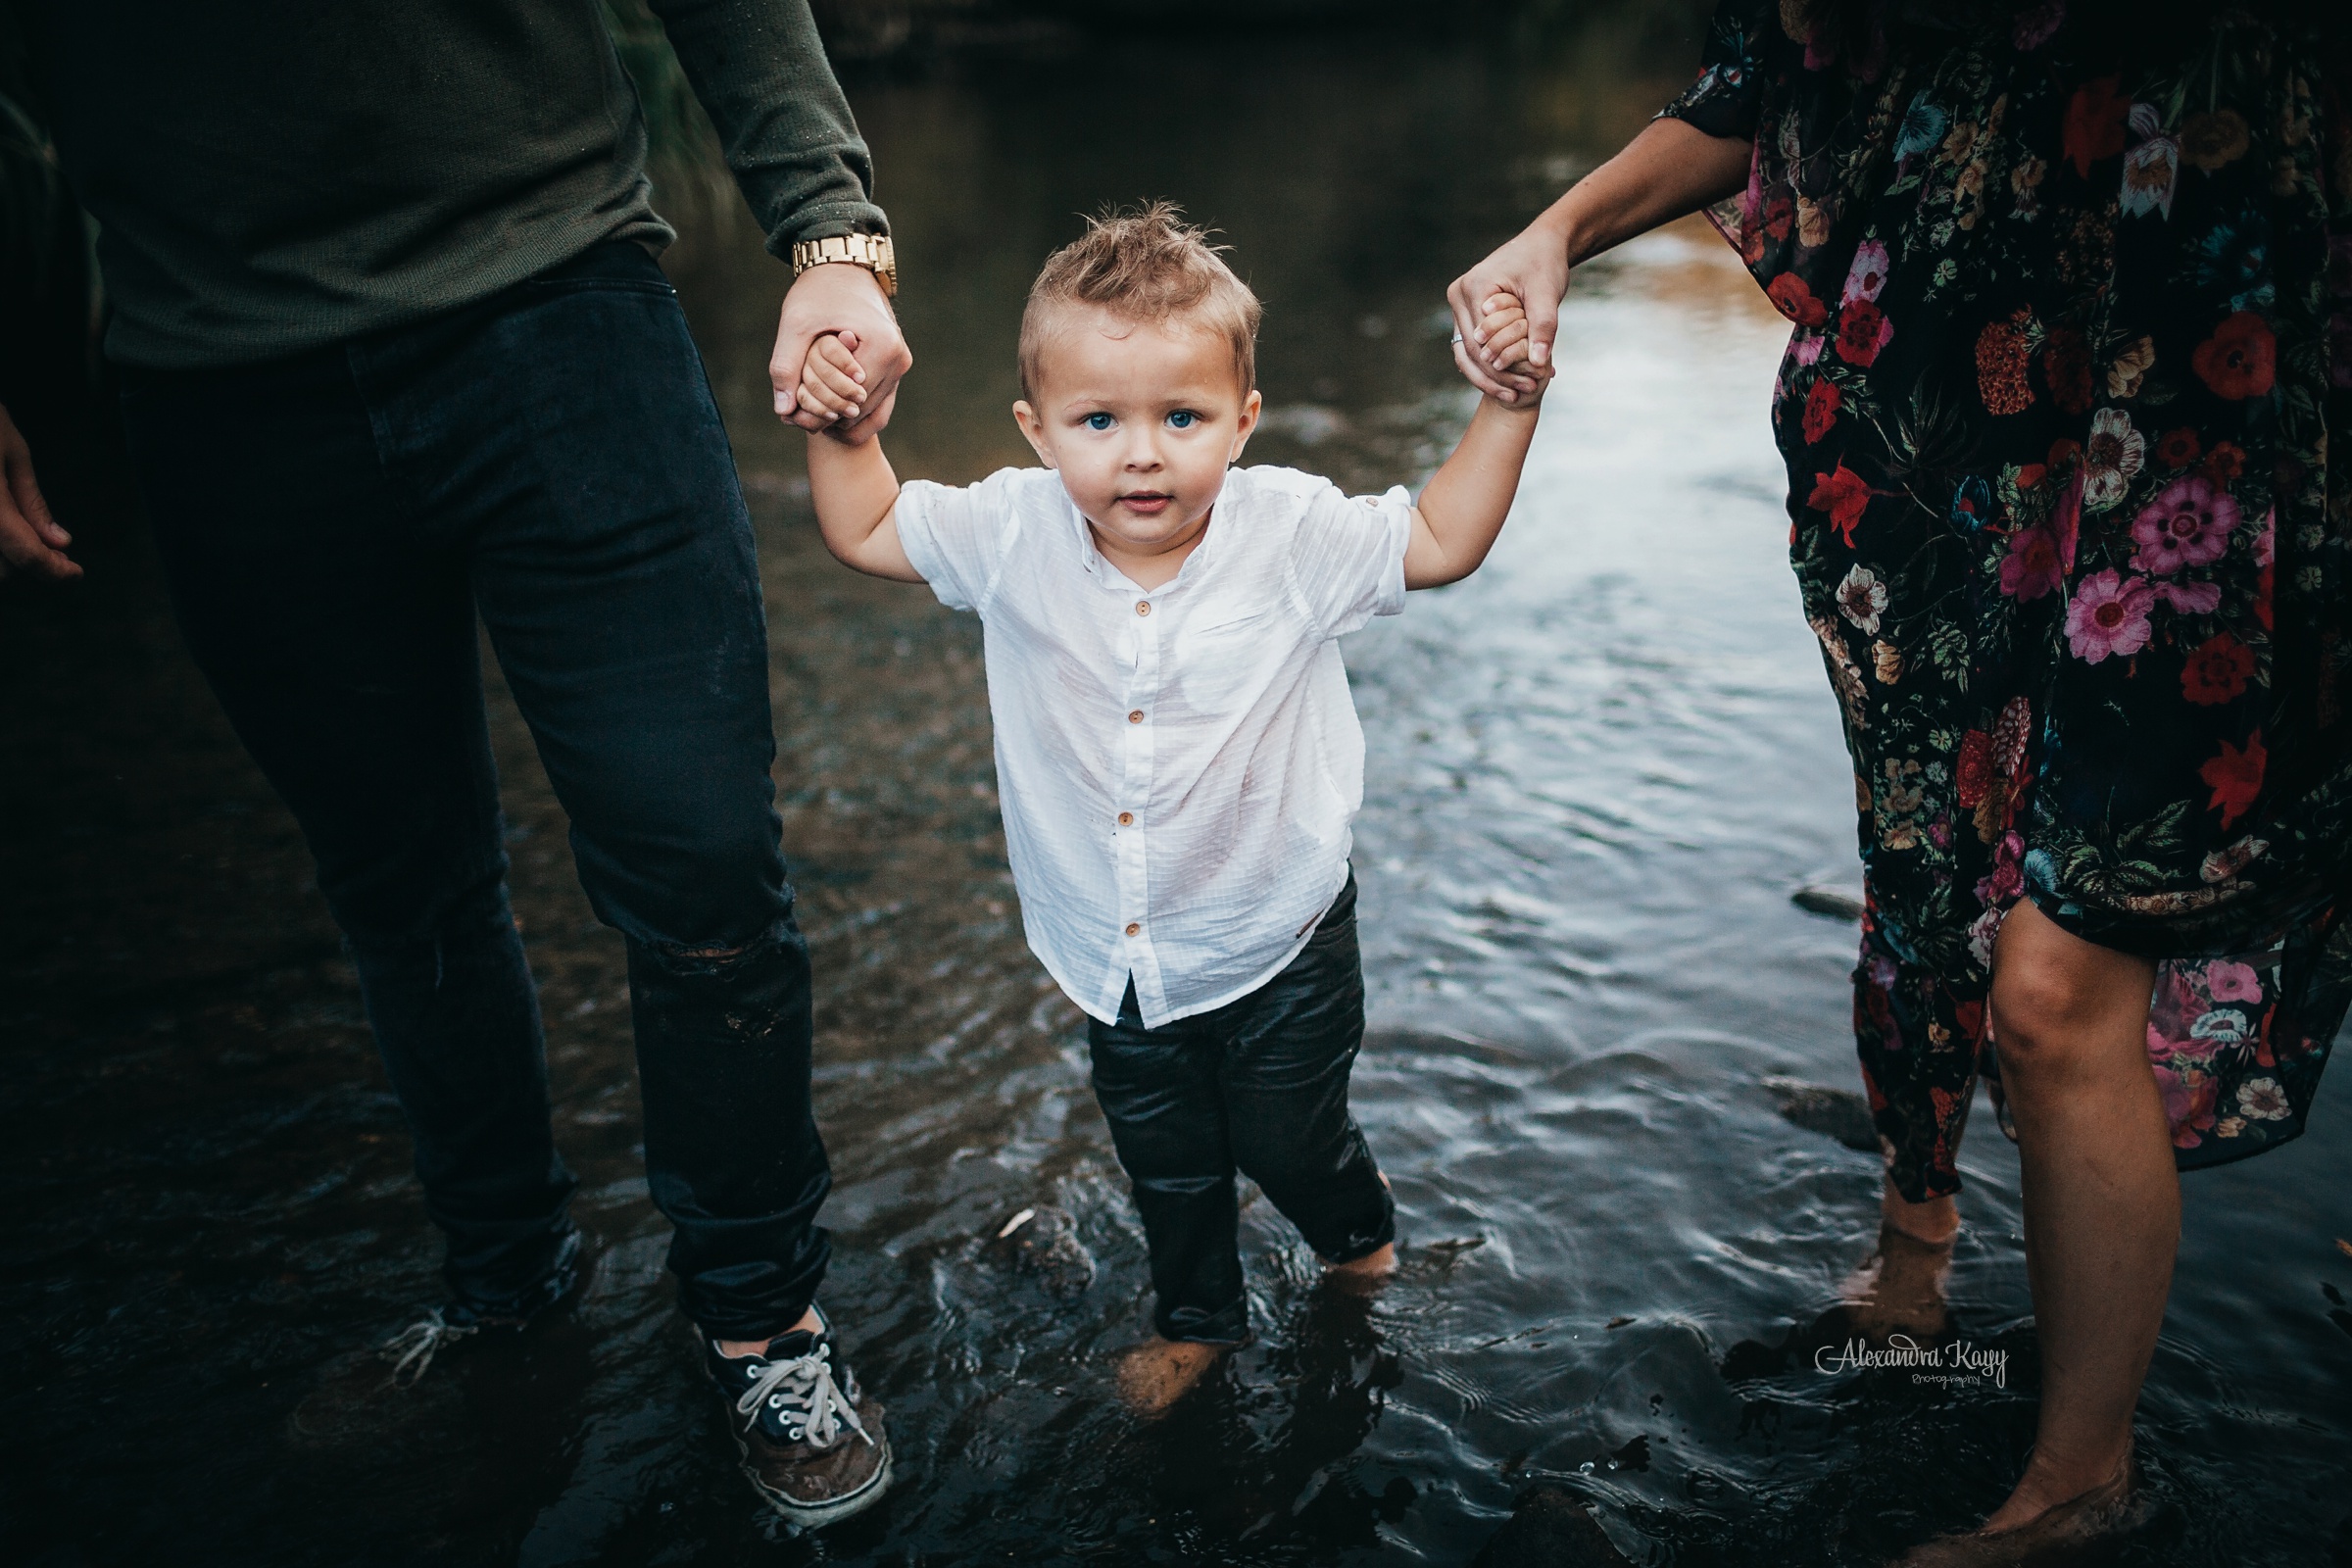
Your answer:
[1084,413,1114,431]
[1167,411,1199,429]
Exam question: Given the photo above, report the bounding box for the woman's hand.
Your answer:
[1447,118,1754,403]
[0,405,79,583]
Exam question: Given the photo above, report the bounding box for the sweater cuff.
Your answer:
[765,200,892,258]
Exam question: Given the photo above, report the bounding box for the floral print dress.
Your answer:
[1661,0,2352,1200]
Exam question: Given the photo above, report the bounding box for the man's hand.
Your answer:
[771,259,911,446]
[0,404,79,583]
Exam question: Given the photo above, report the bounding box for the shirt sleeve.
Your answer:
[894,467,1031,614]
[1654,0,1771,142]
[1288,479,1415,640]
[642,0,890,254]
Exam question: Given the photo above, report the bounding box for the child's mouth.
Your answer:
[1117,492,1174,515]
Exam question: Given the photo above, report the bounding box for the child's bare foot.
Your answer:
[1114,1336,1225,1417]
[1323,1242,1398,1297]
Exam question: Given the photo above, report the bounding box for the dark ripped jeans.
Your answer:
[1089,875,1396,1345]
[118,243,827,1340]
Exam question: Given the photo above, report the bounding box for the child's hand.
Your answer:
[1475,292,1552,395]
[797,330,870,426]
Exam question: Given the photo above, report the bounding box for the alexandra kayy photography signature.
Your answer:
[1814,1336,2010,1390]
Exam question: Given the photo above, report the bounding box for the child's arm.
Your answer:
[1403,295,1550,590]
[799,332,925,583]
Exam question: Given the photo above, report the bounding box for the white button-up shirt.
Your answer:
[896,464,1412,1028]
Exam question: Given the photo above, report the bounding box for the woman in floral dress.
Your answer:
[1452,0,2348,1556]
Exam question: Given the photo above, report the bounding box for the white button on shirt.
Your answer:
[896,464,1413,1028]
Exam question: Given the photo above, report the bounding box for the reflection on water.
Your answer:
[5,17,2351,1568]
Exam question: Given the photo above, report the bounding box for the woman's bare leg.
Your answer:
[1979,900,2173,1533]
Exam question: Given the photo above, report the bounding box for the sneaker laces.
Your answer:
[735,1342,872,1449]
[376,1308,478,1389]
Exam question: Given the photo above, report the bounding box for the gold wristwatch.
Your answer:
[789,232,898,298]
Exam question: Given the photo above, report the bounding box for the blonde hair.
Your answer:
[1017,202,1261,402]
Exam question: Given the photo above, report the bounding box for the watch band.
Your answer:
[790,232,898,298]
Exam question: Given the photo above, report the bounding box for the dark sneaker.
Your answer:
[376,1225,584,1388]
[704,1306,892,1528]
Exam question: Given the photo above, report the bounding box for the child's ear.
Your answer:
[1227,389,1263,464]
[1011,400,1056,468]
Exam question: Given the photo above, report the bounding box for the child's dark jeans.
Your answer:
[1087,873,1396,1345]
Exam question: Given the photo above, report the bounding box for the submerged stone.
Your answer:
[990,1203,1096,1298]
[1763,1076,1882,1153]
[1470,1488,1633,1567]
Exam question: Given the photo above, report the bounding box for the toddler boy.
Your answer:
[796,205,1547,1410]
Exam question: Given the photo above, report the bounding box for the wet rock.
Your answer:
[989,1204,1096,1298]
[1763,1075,1881,1153]
[1470,1488,1634,1568]
[1791,884,1865,920]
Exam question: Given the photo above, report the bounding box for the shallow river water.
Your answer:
[5,17,2351,1568]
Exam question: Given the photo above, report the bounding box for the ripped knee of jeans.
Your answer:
[636,920,803,982]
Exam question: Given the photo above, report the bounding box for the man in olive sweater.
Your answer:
[1,0,906,1527]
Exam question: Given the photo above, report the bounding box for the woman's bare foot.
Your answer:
[1115,1336,1226,1417]
[1838,1178,1957,1341]
[1893,1457,2140,1565]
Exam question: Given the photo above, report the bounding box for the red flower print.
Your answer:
[2199,441,2246,482]
[2015,463,2048,490]
[2154,427,2201,468]
[1808,462,1875,545]
[1956,729,1993,808]
[2190,313,2277,400]
[1998,524,2063,600]
[2181,634,2255,705]
[2199,730,2267,828]
[2062,76,2131,177]
[2045,436,2082,472]
[2042,328,2093,415]
[2255,559,2274,631]
[1835,298,1893,367]
[1976,313,2034,415]
[1767,272,1829,326]
[1803,377,1842,442]
[1762,190,1794,242]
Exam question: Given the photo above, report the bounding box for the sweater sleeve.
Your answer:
[644,0,889,255]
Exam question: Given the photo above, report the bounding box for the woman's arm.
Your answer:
[1447,117,1752,402]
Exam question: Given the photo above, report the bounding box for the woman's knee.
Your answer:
[1988,904,2155,1078]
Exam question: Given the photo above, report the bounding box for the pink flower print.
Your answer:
[2205,959,2262,1003]
[2234,1076,2290,1120]
[1791,329,1826,367]
[2079,408,2145,512]
[2152,579,2221,615]
[1998,524,2064,600]
[2252,505,2275,567]
[2130,475,2239,576]
[2064,570,2155,662]
[2152,1064,2219,1148]
[1841,240,1891,306]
